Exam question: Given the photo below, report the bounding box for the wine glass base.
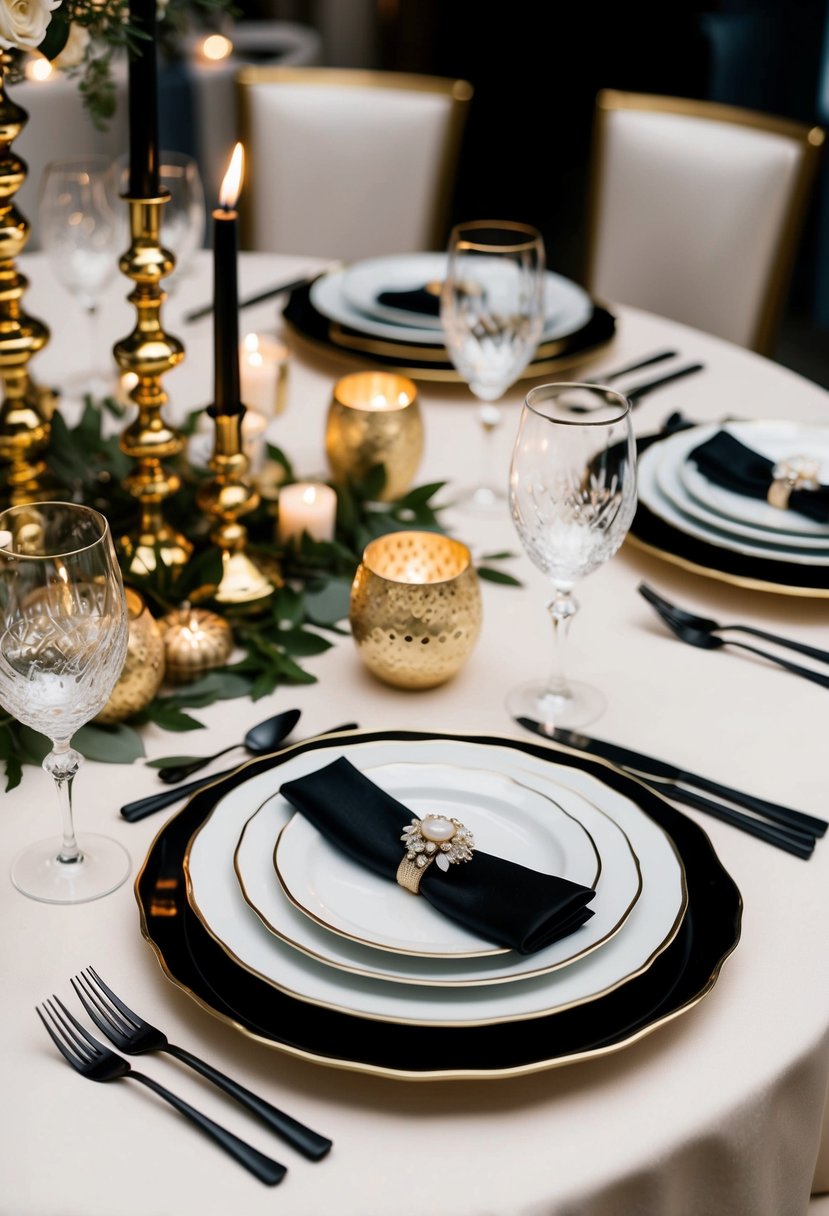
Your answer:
[505,679,606,731]
[11,834,131,905]
[452,483,507,514]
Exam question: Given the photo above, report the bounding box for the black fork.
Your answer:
[71,966,332,1161]
[36,996,287,1185]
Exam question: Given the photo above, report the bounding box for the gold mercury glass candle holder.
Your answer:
[326,370,423,501]
[349,530,482,689]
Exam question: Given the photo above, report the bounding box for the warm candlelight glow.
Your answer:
[277,482,337,545]
[302,485,319,506]
[219,142,244,211]
[24,55,52,82]
[239,332,289,415]
[243,332,260,357]
[200,33,233,61]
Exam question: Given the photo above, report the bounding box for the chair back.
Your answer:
[585,89,824,353]
[237,66,473,260]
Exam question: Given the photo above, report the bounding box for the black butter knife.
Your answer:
[515,718,826,839]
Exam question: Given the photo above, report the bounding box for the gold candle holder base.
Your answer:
[196,408,278,606]
[114,195,191,576]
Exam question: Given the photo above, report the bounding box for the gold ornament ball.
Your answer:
[95,588,166,725]
[160,605,234,684]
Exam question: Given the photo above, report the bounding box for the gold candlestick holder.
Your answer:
[196,407,277,606]
[0,53,55,506]
[114,195,191,575]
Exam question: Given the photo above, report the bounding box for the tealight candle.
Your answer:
[277,482,337,545]
[241,408,268,474]
[240,332,289,416]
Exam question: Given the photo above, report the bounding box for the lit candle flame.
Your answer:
[25,55,52,82]
[219,142,244,211]
[200,33,233,61]
[301,486,319,506]
[243,333,259,354]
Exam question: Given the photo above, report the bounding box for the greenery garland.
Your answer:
[0,398,520,789]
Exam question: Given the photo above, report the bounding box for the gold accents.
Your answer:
[114,194,190,576]
[767,455,820,509]
[159,603,234,683]
[395,855,427,893]
[397,815,475,893]
[95,588,166,725]
[0,52,55,506]
[195,408,278,605]
[326,370,423,500]
[349,531,482,689]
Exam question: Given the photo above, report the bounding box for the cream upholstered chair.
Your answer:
[585,89,825,354]
[236,66,473,260]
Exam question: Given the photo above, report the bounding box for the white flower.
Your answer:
[0,0,62,52]
[54,21,88,68]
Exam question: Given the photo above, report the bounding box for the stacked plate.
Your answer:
[281,253,616,381]
[137,729,741,1080]
[632,420,829,597]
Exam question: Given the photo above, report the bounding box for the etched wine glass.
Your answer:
[38,155,121,394]
[0,503,130,903]
[506,384,637,728]
[440,220,546,511]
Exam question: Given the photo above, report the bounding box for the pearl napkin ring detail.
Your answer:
[396,815,475,894]
[767,454,820,510]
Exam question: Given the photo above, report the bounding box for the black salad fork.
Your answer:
[71,967,332,1161]
[36,995,287,1185]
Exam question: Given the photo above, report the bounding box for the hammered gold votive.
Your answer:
[349,531,481,689]
[326,371,423,501]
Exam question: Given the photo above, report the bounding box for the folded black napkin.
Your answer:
[376,285,441,318]
[279,757,596,955]
[690,430,829,524]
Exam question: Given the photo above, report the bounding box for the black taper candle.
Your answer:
[127,0,160,198]
[212,144,244,414]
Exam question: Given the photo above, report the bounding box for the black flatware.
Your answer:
[71,967,332,1161]
[624,362,705,405]
[184,274,316,323]
[594,349,679,382]
[36,996,287,1185]
[153,708,302,784]
[639,583,829,666]
[121,723,360,821]
[514,717,826,852]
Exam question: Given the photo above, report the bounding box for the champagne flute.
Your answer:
[38,155,121,394]
[506,384,637,728]
[440,220,546,511]
[0,503,130,904]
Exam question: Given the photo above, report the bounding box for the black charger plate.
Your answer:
[136,730,741,1080]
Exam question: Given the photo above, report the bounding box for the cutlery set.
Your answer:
[37,969,332,1185]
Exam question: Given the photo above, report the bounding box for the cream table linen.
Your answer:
[2,252,828,1216]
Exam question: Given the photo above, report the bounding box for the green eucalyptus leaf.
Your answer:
[39,8,70,59]
[249,669,280,701]
[272,652,318,684]
[304,577,352,626]
[277,628,333,657]
[144,704,206,732]
[145,754,205,769]
[72,723,145,763]
[477,567,523,586]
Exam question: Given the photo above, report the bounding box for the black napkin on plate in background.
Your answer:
[376,285,441,318]
[690,430,829,524]
[279,757,596,956]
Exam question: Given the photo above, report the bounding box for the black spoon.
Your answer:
[154,708,302,784]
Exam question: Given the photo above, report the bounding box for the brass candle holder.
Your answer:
[0,53,55,506]
[113,195,190,575]
[196,407,277,606]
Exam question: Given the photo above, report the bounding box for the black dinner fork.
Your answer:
[36,995,287,1185]
[639,584,829,689]
[70,966,332,1161]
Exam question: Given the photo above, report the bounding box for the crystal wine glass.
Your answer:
[38,155,121,394]
[114,150,207,292]
[0,503,130,904]
[440,220,546,511]
[506,383,637,728]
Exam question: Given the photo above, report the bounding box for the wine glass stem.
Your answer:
[43,741,84,864]
[86,306,100,384]
[545,587,578,700]
[478,405,502,493]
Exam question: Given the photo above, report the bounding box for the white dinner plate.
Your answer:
[638,434,829,567]
[310,261,594,348]
[678,421,829,538]
[340,253,449,330]
[230,761,642,988]
[270,762,602,958]
[185,738,685,1026]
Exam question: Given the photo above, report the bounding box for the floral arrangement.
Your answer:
[0,0,236,127]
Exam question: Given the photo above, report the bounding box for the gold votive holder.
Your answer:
[349,530,481,690]
[326,370,423,501]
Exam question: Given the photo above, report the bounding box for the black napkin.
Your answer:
[279,757,596,955]
[376,285,441,318]
[690,430,829,524]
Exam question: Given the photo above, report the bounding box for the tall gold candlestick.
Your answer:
[0,52,55,506]
[114,195,191,575]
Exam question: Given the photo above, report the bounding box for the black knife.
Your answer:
[515,718,826,838]
[625,362,705,405]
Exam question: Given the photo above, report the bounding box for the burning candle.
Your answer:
[213,142,244,415]
[277,483,337,545]
[240,332,289,415]
[127,0,160,197]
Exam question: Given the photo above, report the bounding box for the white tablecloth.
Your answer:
[3,252,829,1216]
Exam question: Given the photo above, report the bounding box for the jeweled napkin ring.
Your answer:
[767,454,820,509]
[396,815,475,894]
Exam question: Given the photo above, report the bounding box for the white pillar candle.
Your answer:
[240,332,289,416]
[241,408,268,474]
[277,482,337,545]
